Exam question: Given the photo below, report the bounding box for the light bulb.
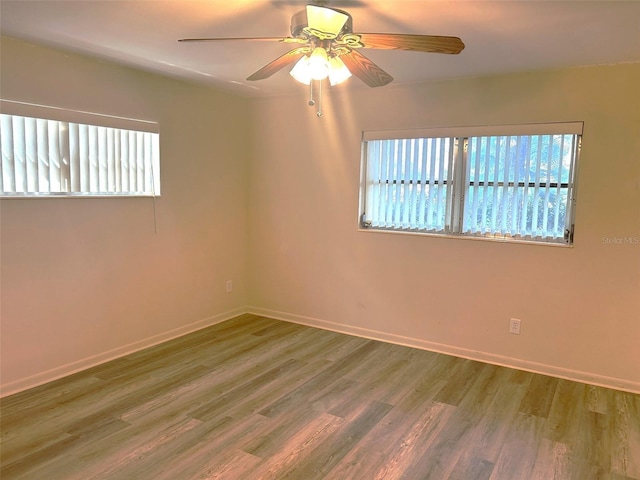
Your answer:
[308,47,329,81]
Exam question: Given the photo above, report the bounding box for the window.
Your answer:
[360,123,581,245]
[0,100,160,197]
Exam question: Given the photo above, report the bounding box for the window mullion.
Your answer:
[450,137,466,234]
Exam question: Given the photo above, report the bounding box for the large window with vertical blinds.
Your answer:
[359,123,582,245]
[0,100,160,197]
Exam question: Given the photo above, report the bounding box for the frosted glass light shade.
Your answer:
[290,56,312,85]
[328,56,352,85]
[289,50,352,86]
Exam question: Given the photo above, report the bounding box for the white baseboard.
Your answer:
[4,305,637,398]
[248,306,640,395]
[0,307,249,398]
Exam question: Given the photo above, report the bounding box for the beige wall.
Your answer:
[1,35,638,395]
[0,37,250,393]
[248,64,640,390]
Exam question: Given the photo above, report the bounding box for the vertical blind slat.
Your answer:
[368,141,380,226]
[89,125,98,192]
[17,117,23,191]
[541,135,553,236]
[114,129,121,191]
[25,117,38,192]
[69,123,80,192]
[98,126,107,192]
[36,119,50,192]
[136,131,144,193]
[59,122,70,192]
[121,130,129,192]
[409,139,419,227]
[79,124,89,192]
[434,138,446,230]
[107,128,115,192]
[552,135,565,236]
[129,131,137,193]
[417,139,427,229]
[1,115,15,192]
[12,116,27,192]
[532,136,543,237]
[48,120,62,192]
[426,139,437,229]
[496,137,503,233]
[382,141,392,226]
[501,136,511,233]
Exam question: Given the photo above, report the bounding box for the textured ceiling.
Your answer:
[1,0,639,97]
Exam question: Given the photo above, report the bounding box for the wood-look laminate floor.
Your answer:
[1,314,639,480]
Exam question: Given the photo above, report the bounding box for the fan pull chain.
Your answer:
[308,81,315,107]
[307,81,323,117]
[317,80,323,117]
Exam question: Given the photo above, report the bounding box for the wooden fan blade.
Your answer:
[247,47,308,81]
[179,37,295,43]
[340,50,393,87]
[357,33,465,54]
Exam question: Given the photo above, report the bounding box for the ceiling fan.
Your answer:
[179,0,464,117]
[179,3,464,114]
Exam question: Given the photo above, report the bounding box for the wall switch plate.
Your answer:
[226,280,233,293]
[509,318,521,335]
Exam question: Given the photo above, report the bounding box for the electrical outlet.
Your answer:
[509,318,521,335]
[226,280,233,293]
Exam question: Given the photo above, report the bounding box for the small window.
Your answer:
[1,100,160,197]
[360,123,581,245]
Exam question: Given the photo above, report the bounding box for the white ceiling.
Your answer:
[1,0,638,97]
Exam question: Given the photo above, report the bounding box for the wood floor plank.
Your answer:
[111,414,266,480]
[393,365,504,480]
[1,315,638,480]
[243,412,345,480]
[519,374,560,418]
[432,357,486,406]
[449,454,495,480]
[529,438,572,480]
[489,412,546,479]
[611,391,640,478]
[327,399,455,480]
[453,376,527,463]
[257,401,393,480]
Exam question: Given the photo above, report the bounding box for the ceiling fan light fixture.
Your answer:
[328,56,352,86]
[308,47,330,80]
[290,56,312,85]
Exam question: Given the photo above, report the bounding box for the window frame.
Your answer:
[0,99,160,198]
[359,122,582,246]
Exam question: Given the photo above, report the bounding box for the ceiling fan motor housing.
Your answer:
[290,7,353,38]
